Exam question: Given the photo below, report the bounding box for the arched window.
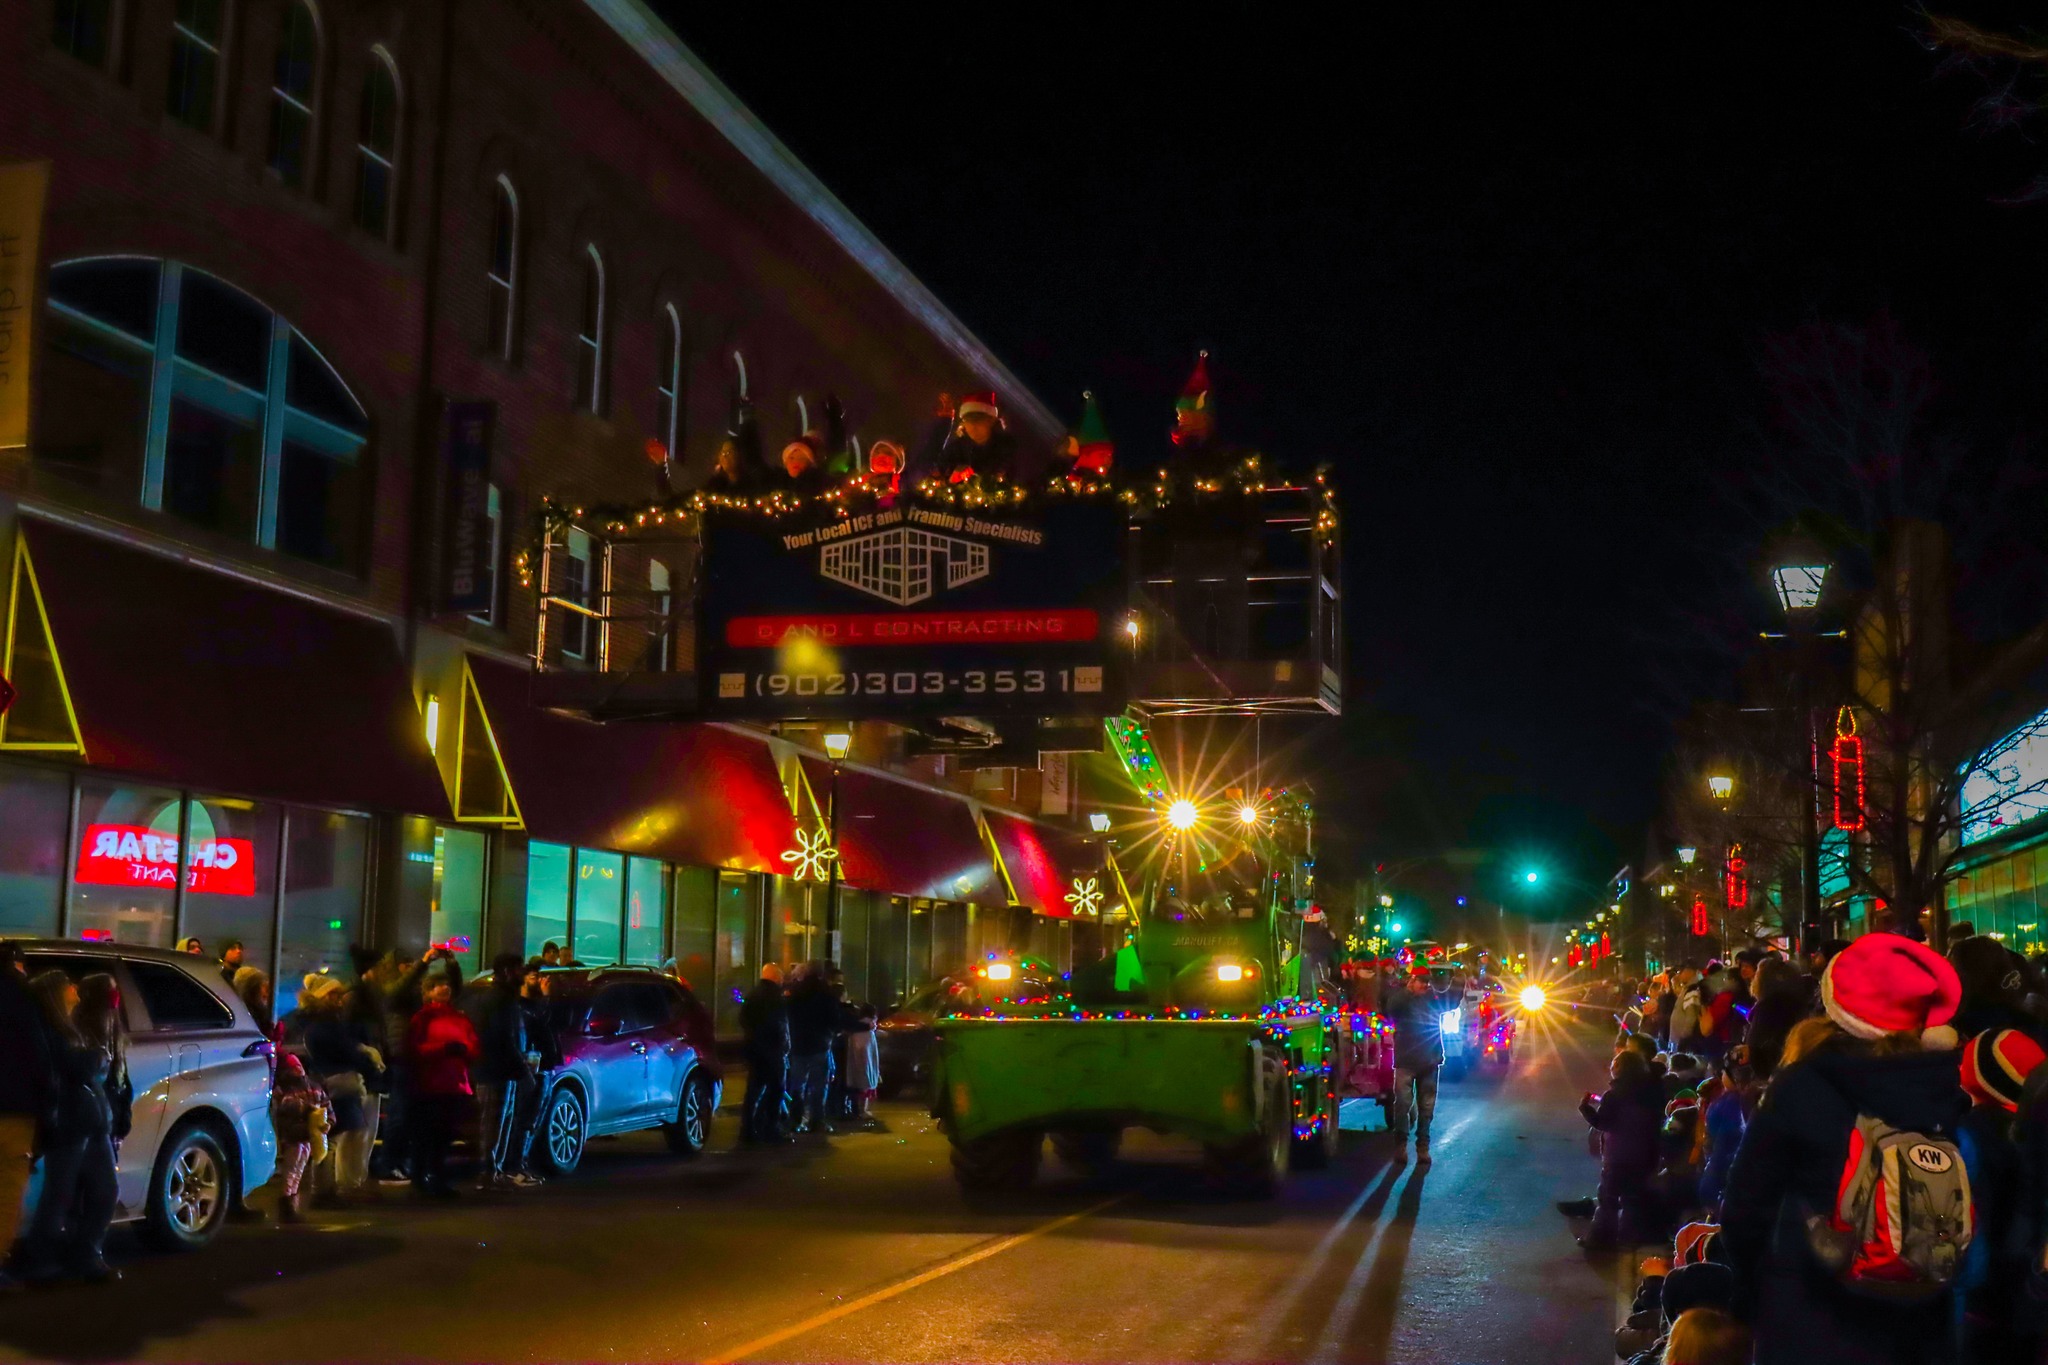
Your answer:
[655,304,681,459]
[39,258,372,573]
[353,48,400,238]
[167,0,228,131]
[575,245,606,414]
[486,176,519,359]
[51,0,114,67]
[266,0,320,189]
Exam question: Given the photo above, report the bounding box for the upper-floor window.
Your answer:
[560,528,592,660]
[51,0,113,67]
[353,49,399,239]
[575,245,606,414]
[266,1,319,189]
[38,257,372,574]
[468,482,503,626]
[486,177,519,359]
[655,304,681,461]
[168,0,227,132]
[649,560,672,671]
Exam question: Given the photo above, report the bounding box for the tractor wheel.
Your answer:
[1291,1079,1340,1169]
[950,1129,1043,1193]
[1050,1128,1122,1175]
[1208,1074,1289,1198]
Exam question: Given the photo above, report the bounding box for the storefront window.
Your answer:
[714,871,760,1036]
[932,901,968,979]
[837,890,870,1006]
[179,795,280,987]
[277,810,369,1016]
[68,779,183,947]
[769,875,820,971]
[869,896,908,1008]
[0,762,70,937]
[624,856,666,966]
[906,898,934,994]
[431,827,488,981]
[526,841,571,958]
[673,866,717,993]
[574,849,624,965]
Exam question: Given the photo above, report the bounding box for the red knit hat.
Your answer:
[1961,1028,2046,1112]
[1820,933,1962,1048]
[957,391,999,420]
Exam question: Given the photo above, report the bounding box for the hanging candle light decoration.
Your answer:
[1725,843,1748,911]
[1599,930,1612,961]
[1567,942,1583,969]
[1832,705,1865,832]
[1691,895,1711,937]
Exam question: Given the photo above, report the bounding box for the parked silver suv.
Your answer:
[14,940,277,1251]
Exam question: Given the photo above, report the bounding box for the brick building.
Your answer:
[0,0,1099,1024]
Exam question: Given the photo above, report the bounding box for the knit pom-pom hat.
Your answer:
[1961,1028,2047,1112]
[1820,932,1963,1050]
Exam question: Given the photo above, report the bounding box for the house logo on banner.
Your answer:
[819,527,989,606]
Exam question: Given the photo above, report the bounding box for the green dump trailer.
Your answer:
[928,897,1342,1196]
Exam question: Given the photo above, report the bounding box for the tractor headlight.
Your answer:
[1439,1008,1460,1033]
[1519,984,1547,1011]
[984,962,1014,982]
[1214,962,1245,983]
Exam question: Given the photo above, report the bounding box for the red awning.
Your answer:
[985,809,1102,918]
[19,518,448,815]
[468,658,793,872]
[798,757,1000,905]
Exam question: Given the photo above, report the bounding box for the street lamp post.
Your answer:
[823,729,851,958]
[1771,558,1830,957]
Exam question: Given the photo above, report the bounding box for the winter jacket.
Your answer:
[48,1036,114,1141]
[1744,990,1809,1081]
[1382,988,1446,1072]
[0,967,56,1127]
[1668,987,1704,1050]
[740,977,789,1062]
[1699,1085,1748,1211]
[1719,1041,1969,1364]
[406,1001,480,1098]
[380,958,435,1067]
[304,1010,375,1077]
[473,985,532,1086]
[1582,1073,1663,1176]
[788,980,842,1056]
[521,993,563,1071]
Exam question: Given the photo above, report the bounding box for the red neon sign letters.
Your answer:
[75,824,257,897]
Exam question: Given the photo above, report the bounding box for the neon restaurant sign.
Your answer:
[74,824,257,896]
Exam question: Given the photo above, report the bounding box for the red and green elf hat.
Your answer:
[1072,390,1113,475]
[1175,350,1212,414]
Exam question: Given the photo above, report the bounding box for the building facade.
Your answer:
[0,0,1101,1024]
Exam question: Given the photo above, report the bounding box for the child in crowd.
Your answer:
[844,1003,882,1123]
[1662,1307,1749,1365]
[1580,1048,1664,1251]
[270,1056,329,1223]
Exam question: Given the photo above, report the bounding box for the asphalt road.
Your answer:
[0,1014,1626,1364]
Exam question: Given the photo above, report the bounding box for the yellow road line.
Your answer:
[700,1194,1126,1364]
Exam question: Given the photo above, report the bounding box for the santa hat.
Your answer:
[958,391,999,420]
[1071,391,1114,475]
[1820,933,1962,1049]
[1175,351,1211,413]
[1301,905,1325,923]
[1961,1028,2046,1112]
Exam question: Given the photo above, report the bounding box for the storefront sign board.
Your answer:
[441,400,496,614]
[75,823,257,896]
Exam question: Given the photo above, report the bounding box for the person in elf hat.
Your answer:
[1057,391,1114,480]
[705,383,768,495]
[1718,932,1968,1365]
[863,439,907,504]
[1953,1028,2046,1363]
[1168,350,1249,484]
[1297,904,1337,995]
[912,391,1016,485]
[779,433,828,497]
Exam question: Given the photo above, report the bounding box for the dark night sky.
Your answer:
[656,3,2048,896]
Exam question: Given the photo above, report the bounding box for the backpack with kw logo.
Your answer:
[1802,1113,1973,1301]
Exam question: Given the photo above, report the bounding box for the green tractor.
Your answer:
[928,881,1343,1196]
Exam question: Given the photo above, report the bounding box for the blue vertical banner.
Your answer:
[441,400,495,615]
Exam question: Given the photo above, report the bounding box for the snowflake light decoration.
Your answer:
[1064,876,1103,917]
[780,825,839,882]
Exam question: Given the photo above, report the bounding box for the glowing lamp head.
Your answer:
[1708,774,1734,801]
[1519,984,1547,1011]
[1088,812,1112,833]
[1167,799,1199,832]
[1772,563,1828,612]
[1124,617,1141,640]
[823,730,852,760]
[1677,846,1698,866]
[983,962,1014,982]
[1237,804,1261,826]
[1214,962,1245,983]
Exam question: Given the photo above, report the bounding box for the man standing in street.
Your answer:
[788,968,842,1135]
[739,965,789,1145]
[513,959,560,1181]
[473,953,534,1190]
[0,942,56,1292]
[1382,965,1446,1168]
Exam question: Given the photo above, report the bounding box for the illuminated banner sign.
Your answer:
[698,501,1125,719]
[440,400,495,615]
[75,824,257,896]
